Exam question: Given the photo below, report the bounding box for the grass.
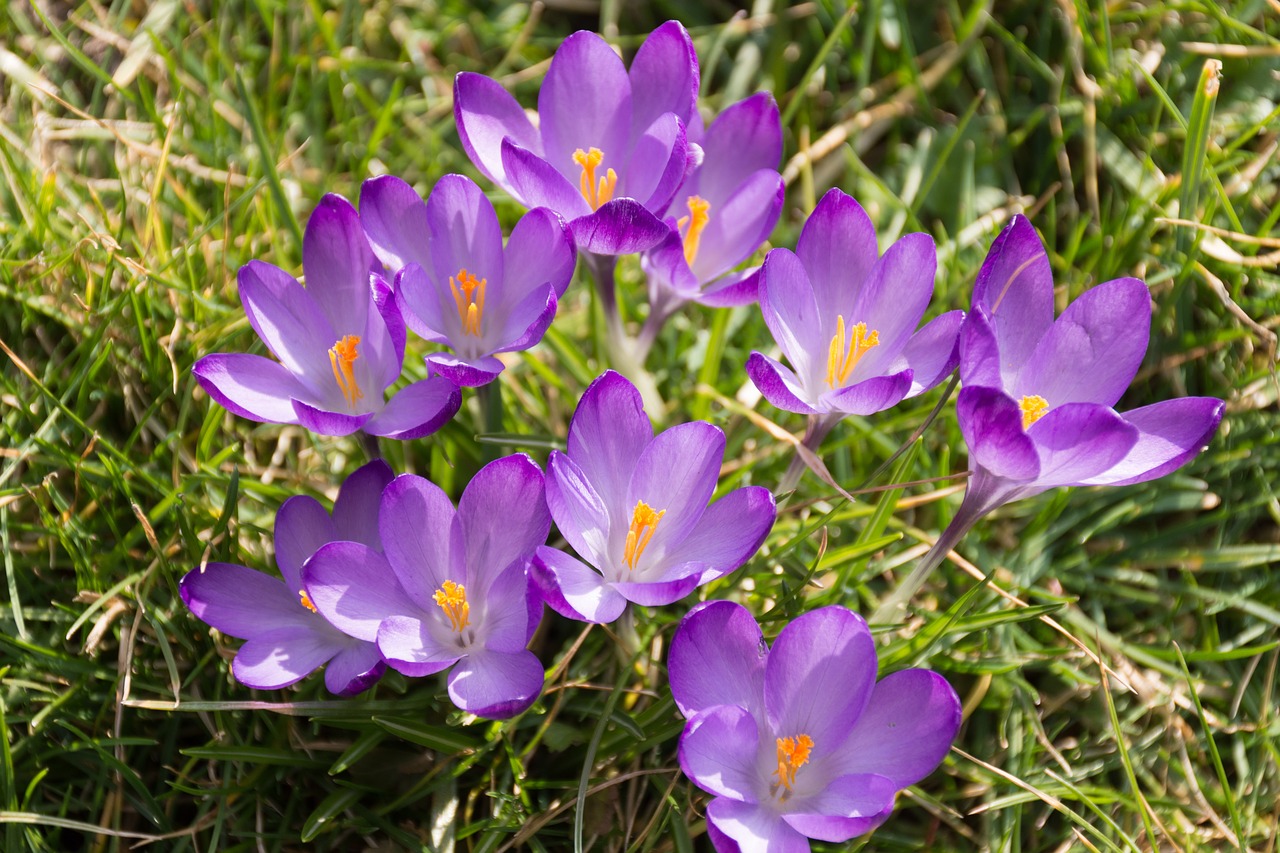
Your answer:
[2,0,1278,850]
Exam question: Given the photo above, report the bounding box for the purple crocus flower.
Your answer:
[302,454,550,719]
[669,601,960,850]
[746,189,964,421]
[357,174,577,387]
[532,371,776,624]
[453,21,699,256]
[193,194,461,438]
[179,460,393,695]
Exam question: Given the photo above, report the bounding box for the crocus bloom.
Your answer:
[641,92,785,318]
[669,601,960,850]
[746,189,964,419]
[193,194,461,438]
[180,460,393,695]
[356,173,577,387]
[454,21,699,256]
[532,371,776,623]
[302,454,550,719]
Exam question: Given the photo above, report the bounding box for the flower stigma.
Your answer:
[1020,394,1050,430]
[328,335,364,409]
[623,501,665,571]
[298,589,318,613]
[773,734,814,794]
[573,147,617,211]
[433,580,471,633]
[677,195,711,266]
[449,268,487,337]
[825,317,880,388]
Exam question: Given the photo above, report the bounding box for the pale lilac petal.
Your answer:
[692,93,782,204]
[372,273,407,363]
[491,285,557,355]
[626,421,724,561]
[567,371,653,513]
[538,30,631,181]
[453,71,540,192]
[1080,397,1224,487]
[956,386,1040,481]
[545,451,611,567]
[425,174,506,308]
[193,353,307,424]
[972,215,1055,382]
[359,175,431,273]
[660,486,775,585]
[394,263,451,343]
[625,113,688,213]
[822,370,913,416]
[302,541,413,642]
[362,375,461,440]
[958,307,1003,388]
[613,574,700,606]
[642,229,700,302]
[847,232,937,379]
[782,774,897,841]
[376,614,463,677]
[668,600,768,719]
[795,189,879,323]
[502,207,576,300]
[322,643,386,696]
[501,140,592,218]
[758,248,823,390]
[679,705,761,801]
[424,353,505,388]
[331,459,395,548]
[570,200,671,256]
[356,294,402,398]
[232,627,336,690]
[180,562,311,638]
[474,561,536,654]
[458,454,549,592]
[302,194,374,336]
[1016,277,1150,407]
[447,648,544,719]
[379,474,464,609]
[688,170,783,284]
[695,266,762,308]
[899,309,964,396]
[627,20,698,139]
[273,495,336,592]
[745,352,820,415]
[1027,402,1138,487]
[706,798,810,853]
[532,547,625,624]
[237,260,335,392]
[290,399,372,437]
[765,606,875,751]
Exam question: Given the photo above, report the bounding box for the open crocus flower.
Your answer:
[193,194,461,438]
[302,455,550,719]
[180,460,393,696]
[532,371,776,623]
[746,189,964,421]
[357,174,576,387]
[669,601,961,850]
[454,21,699,256]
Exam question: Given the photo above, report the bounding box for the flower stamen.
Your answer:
[623,501,665,571]
[1020,394,1049,430]
[433,580,470,633]
[825,316,880,388]
[676,195,711,266]
[328,335,363,409]
[773,734,814,793]
[298,590,318,613]
[573,147,617,211]
[449,268,487,337]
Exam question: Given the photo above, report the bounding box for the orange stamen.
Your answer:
[1020,394,1050,430]
[678,195,711,266]
[298,590,318,613]
[433,580,470,633]
[825,317,880,388]
[773,734,814,792]
[328,335,363,409]
[573,147,618,211]
[448,268,487,336]
[623,501,665,570]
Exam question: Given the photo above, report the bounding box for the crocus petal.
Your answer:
[447,648,544,719]
[626,113,688,214]
[956,386,1040,482]
[331,459,394,548]
[274,495,337,593]
[642,229,701,302]
[758,248,823,389]
[473,561,537,654]
[690,170,784,284]
[795,189,879,322]
[745,352,821,415]
[693,92,782,205]
[765,606,876,751]
[612,574,700,606]
[232,626,337,690]
[627,20,698,140]
[678,705,761,801]
[372,273,408,363]
[545,451,611,567]
[668,600,768,719]
[302,194,374,336]
[376,614,463,677]
[567,371,653,513]
[660,486,775,585]
[846,231,937,379]
[359,175,431,273]
[362,375,461,440]
[322,643,386,696]
[971,215,1055,381]
[781,773,897,841]
[357,294,403,397]
[379,474,465,610]
[1080,397,1224,487]
[501,139,592,219]
[827,669,961,788]
[958,307,1003,388]
[570,200,671,256]
[453,71,540,193]
[458,454,550,593]
[426,174,505,307]
[696,266,762,308]
[237,260,336,393]
[532,547,626,624]
[822,370,913,416]
[290,399,372,437]
[490,284,557,355]
[424,353,506,388]
[706,798,810,853]
[899,309,964,396]
[538,30,631,181]
[394,263,451,344]
[181,562,311,638]
[302,541,413,642]
[502,207,576,301]
[1026,402,1139,488]
[193,353,308,424]
[626,421,724,558]
[1016,277,1151,408]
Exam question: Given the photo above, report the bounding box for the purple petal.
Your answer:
[290,399,372,437]
[394,263,451,344]
[379,474,465,609]
[359,175,430,273]
[332,459,395,548]
[376,614,463,677]
[567,371,653,513]
[958,307,1004,388]
[971,215,1055,381]
[447,648,544,719]
[956,386,1040,481]
[765,606,876,751]
[822,370,913,416]
[302,194,374,336]
[538,30,631,181]
[1016,278,1151,408]
[627,20,698,139]
[758,248,823,390]
[424,353,505,387]
[545,451,611,567]
[679,705,761,801]
[660,486,775,585]
[501,140,592,219]
[453,71,540,193]
[237,260,335,393]
[425,174,506,308]
[706,798,810,853]
[502,207,576,301]
[193,353,307,424]
[274,495,336,592]
[1027,402,1139,487]
[356,291,403,397]
[625,113,688,214]
[532,547,626,624]
[745,352,820,415]
[362,375,461,440]
[642,229,700,306]
[626,421,724,563]
[795,189,879,324]
[612,574,700,606]
[782,773,897,841]
[303,541,413,642]
[457,454,550,592]
[847,231,937,379]
[1081,397,1224,487]
[490,284,557,355]
[232,626,336,690]
[828,669,960,788]
[474,561,537,654]
[570,200,671,256]
[688,170,783,284]
[695,266,762,308]
[372,273,407,363]
[668,600,768,719]
[692,93,782,205]
[322,643,386,696]
[900,309,964,397]
[181,562,311,638]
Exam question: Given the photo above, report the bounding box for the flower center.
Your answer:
[573,147,617,211]
[825,316,880,388]
[677,195,711,266]
[328,335,363,409]
[1020,394,1049,430]
[433,580,470,633]
[623,500,665,571]
[449,268,487,337]
[773,734,814,794]
[298,590,317,613]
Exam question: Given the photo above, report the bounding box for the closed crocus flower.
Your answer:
[532,371,776,624]
[193,195,461,439]
[180,460,394,696]
[454,21,699,257]
[669,601,961,851]
[302,455,551,720]
[358,174,576,387]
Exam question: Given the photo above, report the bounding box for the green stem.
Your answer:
[359,431,382,462]
[476,380,504,462]
[869,501,982,626]
[584,254,666,420]
[778,412,841,498]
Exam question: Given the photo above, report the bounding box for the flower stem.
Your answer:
[584,253,665,420]
[359,431,382,462]
[777,413,841,498]
[869,498,982,626]
[476,379,504,463]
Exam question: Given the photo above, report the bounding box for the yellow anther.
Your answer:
[449,268,487,336]
[298,590,318,613]
[825,316,880,388]
[328,335,364,409]
[1020,394,1050,430]
[677,195,711,266]
[773,734,814,792]
[623,501,666,570]
[573,147,618,211]
[433,580,470,633]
